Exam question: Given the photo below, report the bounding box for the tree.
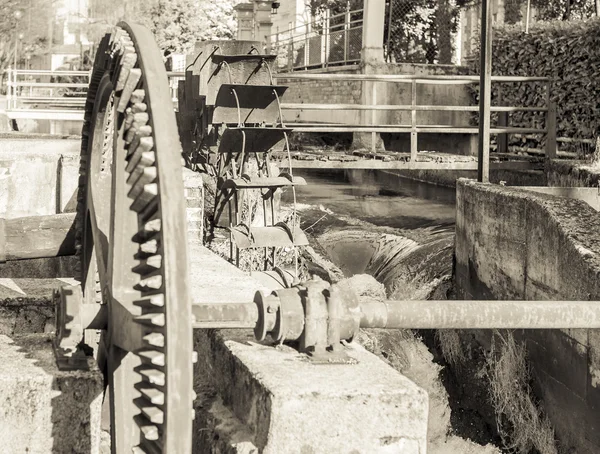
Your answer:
[144,0,239,57]
[0,0,52,74]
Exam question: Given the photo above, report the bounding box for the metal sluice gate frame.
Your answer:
[49,21,600,454]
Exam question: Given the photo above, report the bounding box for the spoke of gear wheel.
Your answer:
[80,22,193,453]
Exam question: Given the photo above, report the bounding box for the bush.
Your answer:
[469,19,600,147]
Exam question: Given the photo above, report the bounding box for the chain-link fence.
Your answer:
[385,0,459,65]
[268,6,363,72]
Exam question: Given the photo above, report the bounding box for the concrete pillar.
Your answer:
[356,0,387,151]
[361,0,386,67]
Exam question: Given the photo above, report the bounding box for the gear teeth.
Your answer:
[132,255,162,275]
[138,386,165,406]
[138,238,159,256]
[127,128,153,158]
[128,167,158,200]
[115,47,138,91]
[117,67,142,112]
[135,312,165,327]
[135,415,160,441]
[135,398,164,424]
[130,183,158,213]
[138,349,166,367]
[131,89,146,104]
[125,113,150,144]
[134,294,165,309]
[139,368,165,386]
[143,332,165,348]
[125,146,156,174]
[135,274,163,292]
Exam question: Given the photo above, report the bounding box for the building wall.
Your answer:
[455,179,600,454]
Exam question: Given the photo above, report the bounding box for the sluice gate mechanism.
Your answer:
[43,21,600,454]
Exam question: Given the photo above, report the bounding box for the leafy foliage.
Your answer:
[144,0,238,56]
[470,18,600,143]
[0,0,51,73]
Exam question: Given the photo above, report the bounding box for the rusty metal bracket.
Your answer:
[53,285,89,371]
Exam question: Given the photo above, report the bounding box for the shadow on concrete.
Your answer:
[8,334,102,453]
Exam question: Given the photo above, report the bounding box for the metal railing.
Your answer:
[275,72,556,161]
[5,69,90,120]
[4,68,185,121]
[267,8,363,72]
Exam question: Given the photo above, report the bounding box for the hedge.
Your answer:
[469,18,600,151]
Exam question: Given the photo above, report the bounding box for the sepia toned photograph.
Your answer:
[0,0,598,452]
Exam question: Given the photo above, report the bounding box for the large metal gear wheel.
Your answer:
[79,22,193,453]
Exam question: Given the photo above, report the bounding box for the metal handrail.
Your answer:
[275,73,550,84]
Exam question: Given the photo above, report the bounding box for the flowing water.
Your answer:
[285,169,457,231]
[283,169,457,291]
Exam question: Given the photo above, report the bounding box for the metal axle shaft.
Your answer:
[191,299,600,330]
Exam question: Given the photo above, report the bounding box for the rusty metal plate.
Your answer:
[218,127,292,155]
[214,84,288,109]
[230,224,309,249]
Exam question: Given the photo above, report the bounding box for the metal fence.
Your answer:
[267,7,363,72]
[385,0,458,65]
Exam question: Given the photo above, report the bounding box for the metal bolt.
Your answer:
[267,305,276,314]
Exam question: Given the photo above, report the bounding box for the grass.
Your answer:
[480,330,558,454]
[435,329,467,369]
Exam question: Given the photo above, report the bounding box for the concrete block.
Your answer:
[195,330,428,454]
[0,334,103,454]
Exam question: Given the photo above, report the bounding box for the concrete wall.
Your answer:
[455,179,600,453]
[0,137,80,217]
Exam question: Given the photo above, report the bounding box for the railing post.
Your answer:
[344,5,350,63]
[324,10,330,68]
[371,82,377,153]
[6,68,12,110]
[546,101,557,160]
[497,85,508,154]
[305,22,310,69]
[411,79,417,161]
[477,0,493,183]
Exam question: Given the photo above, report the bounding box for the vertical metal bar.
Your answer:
[344,3,350,62]
[546,102,557,160]
[371,82,377,153]
[305,21,310,69]
[497,85,508,154]
[477,0,493,183]
[324,9,330,68]
[410,79,417,161]
[525,0,531,33]
[6,68,11,111]
[386,0,394,61]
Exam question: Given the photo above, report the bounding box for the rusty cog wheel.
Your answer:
[79,22,193,453]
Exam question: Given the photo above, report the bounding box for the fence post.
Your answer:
[324,9,330,68]
[411,79,417,161]
[6,68,12,110]
[477,0,493,183]
[497,85,508,154]
[305,21,310,69]
[546,102,557,160]
[371,82,377,153]
[344,4,350,62]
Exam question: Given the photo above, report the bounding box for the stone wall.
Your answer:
[455,178,600,453]
[276,65,363,125]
